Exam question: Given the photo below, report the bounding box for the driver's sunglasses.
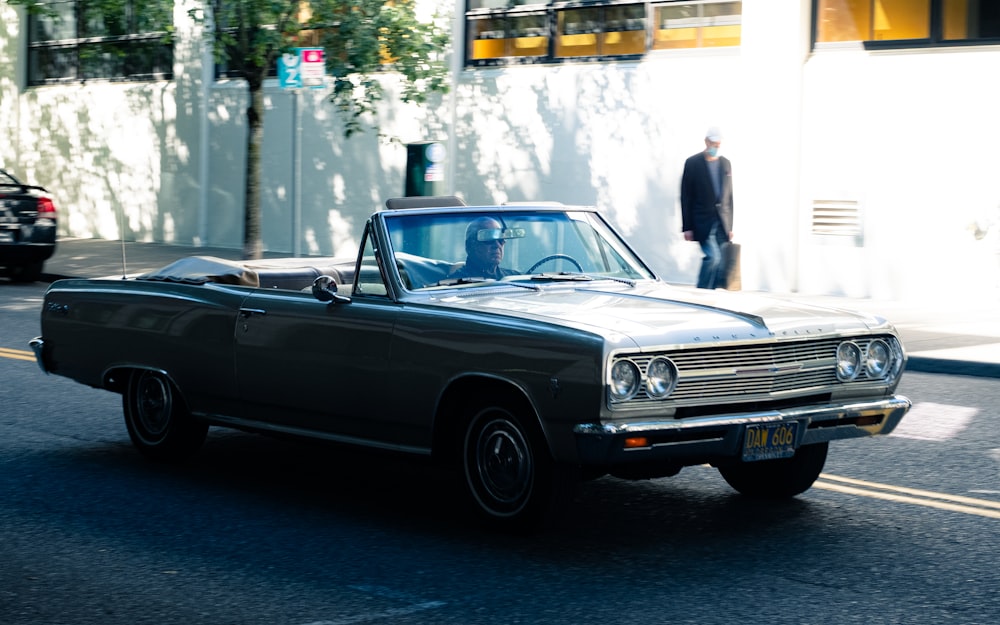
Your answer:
[478,238,505,246]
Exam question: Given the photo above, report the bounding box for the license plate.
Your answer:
[741,422,798,462]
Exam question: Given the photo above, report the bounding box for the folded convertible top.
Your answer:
[138,256,355,290]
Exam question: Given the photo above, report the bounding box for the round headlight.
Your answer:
[645,357,678,399]
[865,339,892,379]
[609,359,640,402]
[836,341,862,381]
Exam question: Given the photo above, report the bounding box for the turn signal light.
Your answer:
[624,437,649,449]
[855,414,883,427]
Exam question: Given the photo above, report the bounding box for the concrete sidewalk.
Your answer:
[41,237,1000,379]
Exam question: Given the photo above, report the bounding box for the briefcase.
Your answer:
[723,242,741,291]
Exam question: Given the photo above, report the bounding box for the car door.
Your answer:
[233,231,408,447]
[233,288,401,439]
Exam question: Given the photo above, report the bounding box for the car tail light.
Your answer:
[38,197,56,214]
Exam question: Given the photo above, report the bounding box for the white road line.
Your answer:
[890,402,977,441]
[300,586,447,625]
[300,601,447,625]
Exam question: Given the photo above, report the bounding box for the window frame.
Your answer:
[464,0,742,67]
[812,0,1000,51]
[25,0,174,86]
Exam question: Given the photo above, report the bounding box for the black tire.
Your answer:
[718,442,828,499]
[10,262,43,283]
[461,397,575,531]
[123,370,208,462]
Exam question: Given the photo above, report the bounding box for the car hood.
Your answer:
[426,281,892,348]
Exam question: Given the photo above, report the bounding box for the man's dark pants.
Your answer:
[697,221,730,289]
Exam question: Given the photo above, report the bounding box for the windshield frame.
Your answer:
[377,205,658,293]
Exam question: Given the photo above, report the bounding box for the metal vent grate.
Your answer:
[811,200,863,239]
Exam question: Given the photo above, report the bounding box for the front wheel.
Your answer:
[717,442,828,499]
[123,370,208,462]
[461,398,575,530]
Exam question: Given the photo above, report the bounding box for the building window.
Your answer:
[653,0,741,49]
[815,0,1000,47]
[554,4,647,58]
[465,0,741,66]
[467,9,549,61]
[26,0,174,85]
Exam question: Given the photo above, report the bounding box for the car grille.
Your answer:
[614,336,892,409]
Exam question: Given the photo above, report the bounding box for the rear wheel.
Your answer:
[10,262,43,283]
[461,397,575,530]
[123,370,207,461]
[717,442,828,499]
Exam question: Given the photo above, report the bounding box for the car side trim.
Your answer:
[200,412,434,456]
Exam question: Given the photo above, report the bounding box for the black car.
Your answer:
[0,168,57,282]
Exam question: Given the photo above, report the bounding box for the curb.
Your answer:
[905,356,1000,379]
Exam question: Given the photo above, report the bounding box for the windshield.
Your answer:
[383,209,656,291]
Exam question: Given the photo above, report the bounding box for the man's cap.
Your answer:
[706,127,722,142]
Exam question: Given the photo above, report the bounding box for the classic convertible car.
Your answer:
[31,197,911,529]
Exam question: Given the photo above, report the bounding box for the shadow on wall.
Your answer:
[16,22,207,245]
[451,66,704,284]
[207,76,451,256]
[22,82,184,243]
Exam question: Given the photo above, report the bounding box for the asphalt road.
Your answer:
[2,281,999,625]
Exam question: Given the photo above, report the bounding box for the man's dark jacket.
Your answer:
[680,152,733,242]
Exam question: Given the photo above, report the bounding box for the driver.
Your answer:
[449,217,519,280]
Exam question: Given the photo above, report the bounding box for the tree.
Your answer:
[9,0,451,259]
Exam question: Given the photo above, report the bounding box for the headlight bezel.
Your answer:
[874,336,905,384]
[837,337,905,384]
[865,338,892,379]
[609,359,641,403]
[645,356,679,399]
[836,341,863,381]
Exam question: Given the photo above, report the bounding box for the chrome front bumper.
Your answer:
[29,337,48,374]
[573,395,912,465]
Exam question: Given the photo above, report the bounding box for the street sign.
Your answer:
[278,52,301,89]
[299,48,325,88]
[278,48,325,90]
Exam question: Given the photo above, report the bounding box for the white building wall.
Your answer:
[448,0,814,292]
[202,78,448,256]
[799,46,1000,300]
[2,3,208,245]
[447,55,742,285]
[2,1,999,299]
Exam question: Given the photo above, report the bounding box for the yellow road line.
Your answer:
[820,473,1000,509]
[0,347,36,362]
[816,473,1000,519]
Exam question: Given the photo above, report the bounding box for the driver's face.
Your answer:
[471,220,504,268]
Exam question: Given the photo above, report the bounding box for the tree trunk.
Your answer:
[243,82,265,260]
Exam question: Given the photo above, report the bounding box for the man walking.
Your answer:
[681,127,734,289]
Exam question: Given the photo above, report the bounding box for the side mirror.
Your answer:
[312,275,350,304]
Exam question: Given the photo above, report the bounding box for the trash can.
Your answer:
[405,142,446,197]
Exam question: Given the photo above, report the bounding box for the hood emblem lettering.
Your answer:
[733,364,804,376]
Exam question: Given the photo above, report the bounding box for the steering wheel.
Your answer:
[527,254,584,274]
